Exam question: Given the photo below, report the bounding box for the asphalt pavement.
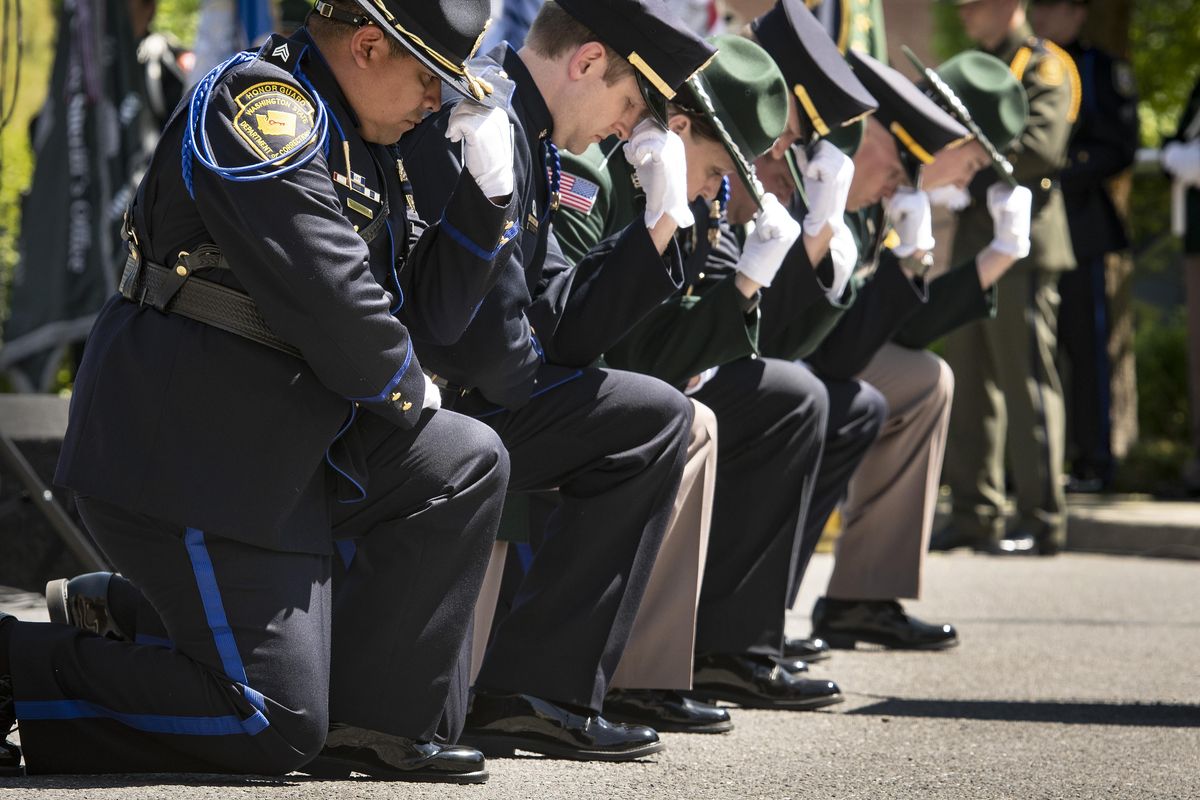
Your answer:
[2,550,1198,799]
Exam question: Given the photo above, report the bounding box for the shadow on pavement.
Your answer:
[0,773,309,789]
[847,698,1200,727]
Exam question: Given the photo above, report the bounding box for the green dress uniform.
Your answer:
[942,24,1080,549]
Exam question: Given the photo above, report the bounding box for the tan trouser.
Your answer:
[826,343,954,600]
[470,400,717,690]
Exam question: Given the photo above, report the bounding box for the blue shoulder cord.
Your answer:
[182,49,329,198]
[542,137,561,225]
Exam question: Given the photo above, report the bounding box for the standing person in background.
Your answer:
[1030,0,1138,494]
[932,0,1079,557]
[1162,77,1200,497]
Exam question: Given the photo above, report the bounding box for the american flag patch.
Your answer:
[558,171,599,215]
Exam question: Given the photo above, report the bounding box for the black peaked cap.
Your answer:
[846,49,969,179]
[556,0,717,125]
[353,0,500,105]
[751,0,877,139]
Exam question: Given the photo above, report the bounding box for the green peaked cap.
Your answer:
[934,51,1029,152]
[677,34,789,209]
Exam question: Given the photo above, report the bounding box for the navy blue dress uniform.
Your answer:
[553,27,846,712]
[1054,30,1138,488]
[396,0,714,759]
[1,0,521,779]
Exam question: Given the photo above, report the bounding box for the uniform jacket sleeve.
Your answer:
[806,252,927,380]
[892,259,996,350]
[398,105,544,405]
[1009,45,1077,185]
[396,153,522,346]
[526,224,684,366]
[758,229,855,362]
[187,64,423,428]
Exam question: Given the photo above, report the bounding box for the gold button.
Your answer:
[353,224,360,232]
[1040,178,1052,190]
[698,272,705,280]
[401,401,413,411]
[175,265,188,277]
[391,392,402,401]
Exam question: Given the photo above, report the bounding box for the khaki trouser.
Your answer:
[942,268,1068,545]
[826,343,954,600]
[470,400,717,691]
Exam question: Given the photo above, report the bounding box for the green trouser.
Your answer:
[942,267,1068,546]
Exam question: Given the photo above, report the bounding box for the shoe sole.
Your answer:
[301,755,488,784]
[688,688,844,712]
[601,714,734,735]
[459,732,666,762]
[45,579,69,626]
[821,633,960,652]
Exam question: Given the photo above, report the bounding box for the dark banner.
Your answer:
[1,0,155,391]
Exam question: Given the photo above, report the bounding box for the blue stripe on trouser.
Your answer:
[14,699,268,736]
[184,528,269,720]
[15,532,271,736]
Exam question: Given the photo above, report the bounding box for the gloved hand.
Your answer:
[826,218,858,301]
[802,139,855,237]
[446,101,514,198]
[927,184,972,211]
[1163,141,1200,187]
[887,187,935,257]
[733,192,801,288]
[421,372,443,412]
[624,118,694,228]
[986,183,1033,259]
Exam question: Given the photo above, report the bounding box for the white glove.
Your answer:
[886,188,935,257]
[446,102,514,198]
[421,372,443,412]
[826,218,858,301]
[733,193,801,288]
[624,118,694,228]
[801,139,855,236]
[1163,141,1200,187]
[986,183,1033,259]
[927,184,972,211]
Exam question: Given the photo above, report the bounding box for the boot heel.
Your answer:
[45,579,69,626]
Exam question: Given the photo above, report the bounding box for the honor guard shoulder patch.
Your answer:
[232,82,317,162]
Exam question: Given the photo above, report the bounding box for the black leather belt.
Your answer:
[117,245,301,359]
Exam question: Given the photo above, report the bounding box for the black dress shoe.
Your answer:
[690,653,842,711]
[303,724,487,784]
[986,531,1038,556]
[771,655,809,674]
[1,613,23,777]
[45,572,132,641]
[782,636,831,663]
[928,525,988,552]
[812,597,958,651]
[460,692,663,761]
[782,638,830,662]
[604,689,732,734]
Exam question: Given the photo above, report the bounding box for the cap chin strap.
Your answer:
[313,1,371,28]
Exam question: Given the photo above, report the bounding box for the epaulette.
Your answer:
[1010,36,1081,124]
